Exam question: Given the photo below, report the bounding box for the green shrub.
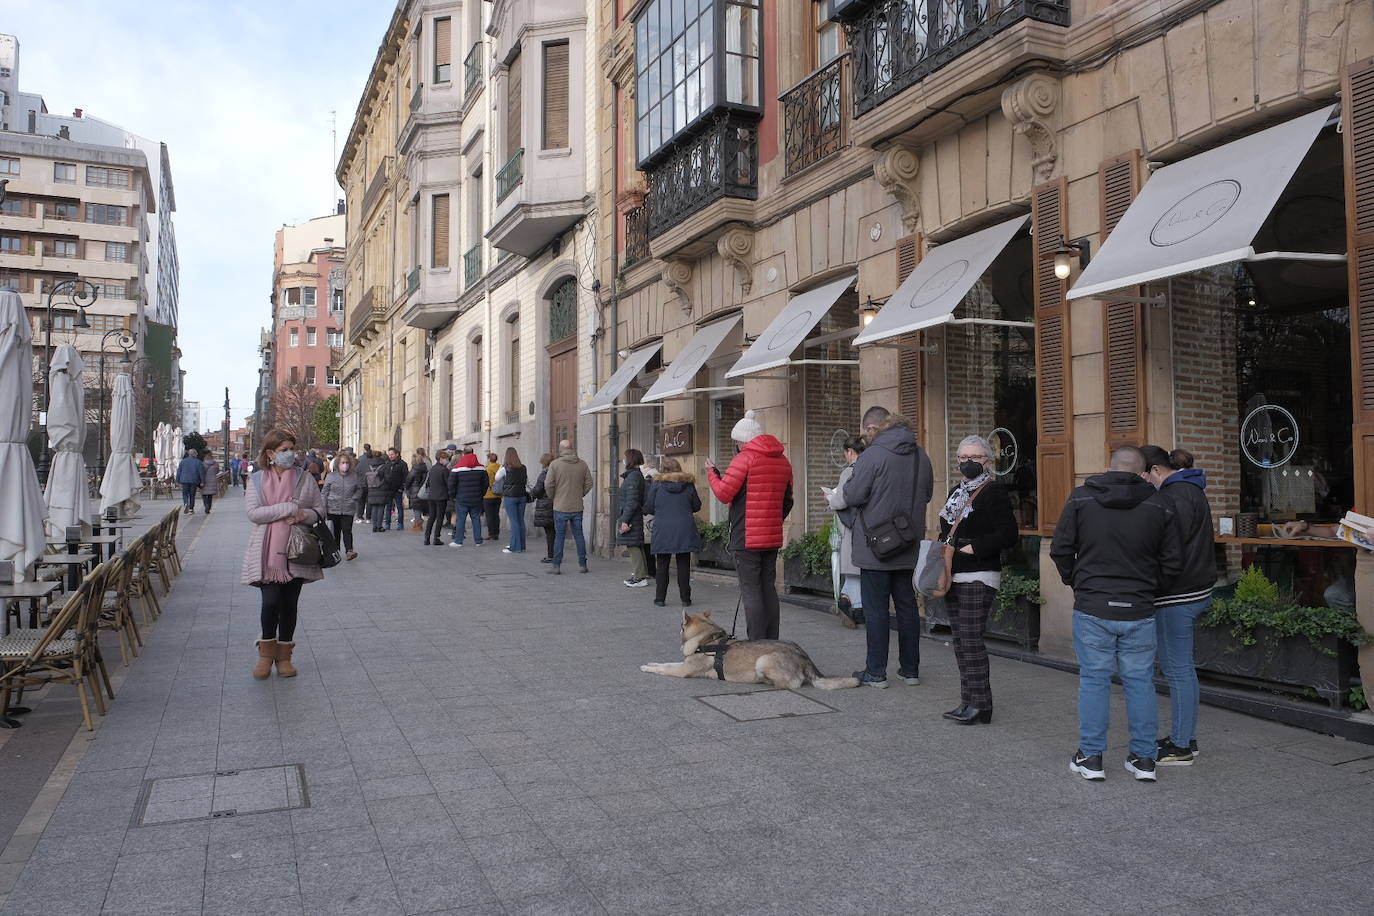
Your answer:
[993,569,1044,617]
[780,520,834,578]
[696,519,730,544]
[1202,566,1369,655]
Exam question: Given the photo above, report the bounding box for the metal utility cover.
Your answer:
[696,689,836,721]
[134,764,309,826]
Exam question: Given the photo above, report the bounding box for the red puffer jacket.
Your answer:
[708,434,794,551]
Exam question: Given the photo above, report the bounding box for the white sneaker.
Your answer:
[502,547,513,553]
[624,577,649,587]
[448,541,462,548]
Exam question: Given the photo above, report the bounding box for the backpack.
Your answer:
[365,466,385,490]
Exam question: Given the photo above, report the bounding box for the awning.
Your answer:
[725,274,857,378]
[853,215,1029,345]
[579,342,662,414]
[1067,105,1337,301]
[642,315,741,402]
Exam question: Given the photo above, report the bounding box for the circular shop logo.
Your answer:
[1239,404,1299,468]
[766,309,815,350]
[988,427,1018,477]
[910,260,970,308]
[1149,179,1241,247]
[669,344,706,380]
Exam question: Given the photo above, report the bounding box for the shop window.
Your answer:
[709,392,746,524]
[801,293,862,530]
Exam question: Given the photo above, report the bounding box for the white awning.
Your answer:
[1067,105,1337,301]
[579,342,663,414]
[641,315,741,402]
[853,215,1029,345]
[725,274,857,378]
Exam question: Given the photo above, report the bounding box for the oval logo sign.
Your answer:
[1150,179,1241,247]
[988,427,1018,478]
[1239,404,1299,468]
[910,260,971,309]
[669,344,707,380]
[766,309,815,351]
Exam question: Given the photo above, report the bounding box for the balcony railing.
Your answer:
[410,82,424,112]
[782,54,848,176]
[464,43,482,98]
[277,305,318,322]
[406,265,421,296]
[348,285,385,344]
[495,149,524,203]
[361,156,392,216]
[646,114,758,238]
[624,204,649,267]
[328,346,345,369]
[844,0,1070,117]
[463,244,481,289]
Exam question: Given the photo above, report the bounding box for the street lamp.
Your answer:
[96,328,135,481]
[38,279,97,485]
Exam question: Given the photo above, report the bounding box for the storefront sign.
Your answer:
[988,427,1018,477]
[1149,179,1241,247]
[1239,404,1299,468]
[659,423,694,456]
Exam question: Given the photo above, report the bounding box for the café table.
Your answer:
[0,579,61,631]
[46,534,122,562]
[37,553,97,592]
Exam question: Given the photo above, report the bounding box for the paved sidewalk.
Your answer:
[1,490,1372,915]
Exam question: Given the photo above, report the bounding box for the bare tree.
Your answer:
[274,381,323,450]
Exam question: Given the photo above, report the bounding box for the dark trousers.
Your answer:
[654,552,692,604]
[259,579,304,641]
[542,525,555,558]
[425,500,447,543]
[384,490,405,528]
[356,488,368,520]
[483,497,501,538]
[860,568,920,678]
[735,548,780,640]
[327,514,354,552]
[180,482,198,510]
[369,503,387,531]
[950,581,995,710]
[201,492,214,512]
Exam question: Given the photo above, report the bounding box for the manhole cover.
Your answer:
[134,764,309,827]
[696,689,836,722]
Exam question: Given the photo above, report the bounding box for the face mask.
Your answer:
[273,450,296,468]
[339,463,350,473]
[959,460,985,480]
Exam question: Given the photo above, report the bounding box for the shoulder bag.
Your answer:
[258,472,341,570]
[859,450,923,561]
[916,482,988,598]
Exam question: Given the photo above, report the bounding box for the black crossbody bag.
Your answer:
[859,450,923,560]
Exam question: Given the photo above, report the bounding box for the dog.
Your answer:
[639,611,859,690]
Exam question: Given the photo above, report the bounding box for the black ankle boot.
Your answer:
[942,705,973,721]
[949,706,993,725]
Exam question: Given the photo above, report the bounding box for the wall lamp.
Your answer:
[1052,236,1091,280]
[859,297,882,327]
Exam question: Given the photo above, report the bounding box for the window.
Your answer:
[327,329,344,348]
[327,370,341,387]
[49,239,77,259]
[105,242,129,262]
[288,366,299,384]
[330,288,344,312]
[305,366,317,385]
[51,202,79,221]
[0,236,20,252]
[814,1,842,67]
[86,166,131,189]
[0,157,17,175]
[471,336,484,430]
[542,42,569,149]
[306,328,317,347]
[302,287,316,306]
[289,328,299,347]
[548,277,577,343]
[53,162,76,183]
[0,198,22,215]
[506,50,522,160]
[92,280,128,299]
[434,17,452,83]
[0,271,21,291]
[431,194,450,268]
[508,314,521,417]
[85,204,127,226]
[286,287,301,305]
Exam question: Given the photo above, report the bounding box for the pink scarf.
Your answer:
[260,468,296,584]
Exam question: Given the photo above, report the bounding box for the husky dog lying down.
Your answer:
[640,611,859,690]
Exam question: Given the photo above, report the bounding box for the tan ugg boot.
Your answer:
[253,639,277,679]
[275,641,298,678]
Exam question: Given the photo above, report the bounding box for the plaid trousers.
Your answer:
[950,581,996,711]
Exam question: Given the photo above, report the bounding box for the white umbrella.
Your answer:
[44,344,91,535]
[169,426,183,481]
[99,374,141,517]
[154,422,169,479]
[0,289,47,574]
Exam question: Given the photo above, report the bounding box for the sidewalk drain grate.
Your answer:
[132,764,309,827]
[475,572,534,580]
[696,689,836,722]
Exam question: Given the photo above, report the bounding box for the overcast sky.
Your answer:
[8,0,396,431]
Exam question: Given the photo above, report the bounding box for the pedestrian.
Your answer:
[354,444,375,522]
[320,453,361,561]
[423,451,451,546]
[380,447,409,531]
[530,453,556,562]
[644,457,701,607]
[935,435,1018,724]
[229,454,242,486]
[705,409,794,640]
[823,435,868,627]
[1141,445,1215,766]
[1051,445,1182,783]
[176,447,205,515]
[406,448,430,531]
[364,454,391,532]
[543,439,594,574]
[240,453,250,490]
[618,448,651,587]
[242,429,325,679]
[448,452,489,546]
[500,447,529,554]
[201,453,221,514]
[483,451,502,541]
[839,406,933,687]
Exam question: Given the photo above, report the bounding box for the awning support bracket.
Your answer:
[1244,251,1347,263]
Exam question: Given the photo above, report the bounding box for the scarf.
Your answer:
[939,471,991,526]
[260,467,296,584]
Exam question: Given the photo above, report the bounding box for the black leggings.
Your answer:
[654,552,692,603]
[542,525,555,558]
[259,579,304,641]
[425,500,447,543]
[328,513,354,552]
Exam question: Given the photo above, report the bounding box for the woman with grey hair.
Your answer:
[937,434,1018,724]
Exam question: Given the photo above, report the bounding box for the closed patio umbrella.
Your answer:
[44,344,91,535]
[0,289,47,574]
[99,374,141,517]
[154,422,170,479]
[169,426,182,481]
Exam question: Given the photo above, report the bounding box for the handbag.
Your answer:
[916,482,988,598]
[417,482,430,501]
[287,519,341,569]
[859,450,925,561]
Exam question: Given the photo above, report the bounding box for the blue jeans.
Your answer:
[384,490,404,528]
[1073,611,1158,759]
[454,505,483,544]
[181,482,198,510]
[504,497,527,551]
[1155,597,1210,746]
[859,569,920,678]
[552,510,586,568]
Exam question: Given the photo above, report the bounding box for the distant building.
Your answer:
[272,212,345,398]
[181,401,200,433]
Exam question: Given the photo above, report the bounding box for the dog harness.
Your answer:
[693,628,734,680]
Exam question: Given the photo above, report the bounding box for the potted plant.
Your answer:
[987,568,1044,651]
[1194,566,1369,708]
[781,521,834,595]
[696,520,734,570]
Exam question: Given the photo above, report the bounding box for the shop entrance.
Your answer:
[800,293,862,530]
[709,392,745,524]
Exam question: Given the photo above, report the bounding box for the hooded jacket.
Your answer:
[708,434,793,551]
[617,466,647,546]
[1049,470,1183,620]
[320,467,363,515]
[645,471,703,555]
[449,454,490,507]
[840,417,934,570]
[544,448,594,514]
[1155,467,1215,606]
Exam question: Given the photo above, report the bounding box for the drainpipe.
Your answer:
[607,92,621,559]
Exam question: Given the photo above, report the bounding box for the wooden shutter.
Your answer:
[893,233,924,431]
[1099,150,1146,453]
[434,17,452,70]
[1344,57,1374,514]
[543,42,570,150]
[1032,177,1074,533]
[431,194,450,268]
[507,51,522,160]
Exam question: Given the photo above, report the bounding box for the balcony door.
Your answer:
[547,277,579,452]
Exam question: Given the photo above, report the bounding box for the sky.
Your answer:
[7,0,396,431]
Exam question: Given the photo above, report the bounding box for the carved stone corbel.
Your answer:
[716,227,754,296]
[874,144,921,235]
[663,258,693,315]
[1001,73,1061,183]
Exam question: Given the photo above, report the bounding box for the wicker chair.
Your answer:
[126,533,162,623]
[98,553,142,666]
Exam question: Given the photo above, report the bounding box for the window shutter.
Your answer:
[1032,177,1074,534]
[893,233,924,427]
[432,194,450,268]
[507,51,522,160]
[435,17,451,69]
[543,42,569,150]
[1344,56,1374,514]
[1099,150,1146,454]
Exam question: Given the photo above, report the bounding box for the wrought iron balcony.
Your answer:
[624,204,649,267]
[782,54,847,177]
[464,43,482,98]
[495,149,524,203]
[463,244,481,289]
[646,114,758,238]
[844,0,1070,117]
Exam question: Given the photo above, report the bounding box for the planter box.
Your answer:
[1193,624,1358,708]
[782,555,832,596]
[697,539,735,571]
[986,596,1041,652]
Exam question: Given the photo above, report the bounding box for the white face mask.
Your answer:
[273,450,296,468]
[339,462,350,473]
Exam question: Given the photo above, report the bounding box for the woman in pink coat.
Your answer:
[243,428,325,679]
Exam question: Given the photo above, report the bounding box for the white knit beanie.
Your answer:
[730,409,764,443]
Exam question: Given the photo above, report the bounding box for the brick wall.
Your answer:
[802,300,861,530]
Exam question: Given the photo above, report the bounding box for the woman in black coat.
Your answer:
[422,454,451,546]
[530,453,556,562]
[937,435,1018,725]
[405,450,429,531]
[618,449,650,588]
[644,458,703,607]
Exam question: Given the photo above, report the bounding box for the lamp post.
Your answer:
[38,279,98,485]
[96,328,136,481]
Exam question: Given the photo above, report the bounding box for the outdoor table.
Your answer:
[37,553,97,592]
[0,580,60,632]
[45,535,121,561]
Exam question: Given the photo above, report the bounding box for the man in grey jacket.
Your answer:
[544,440,594,574]
[840,406,934,688]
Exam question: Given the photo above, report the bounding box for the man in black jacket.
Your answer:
[1050,446,1182,783]
[380,448,409,531]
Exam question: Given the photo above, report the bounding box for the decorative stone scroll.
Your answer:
[716,227,755,296]
[663,258,693,315]
[1001,73,1060,183]
[874,144,921,234]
